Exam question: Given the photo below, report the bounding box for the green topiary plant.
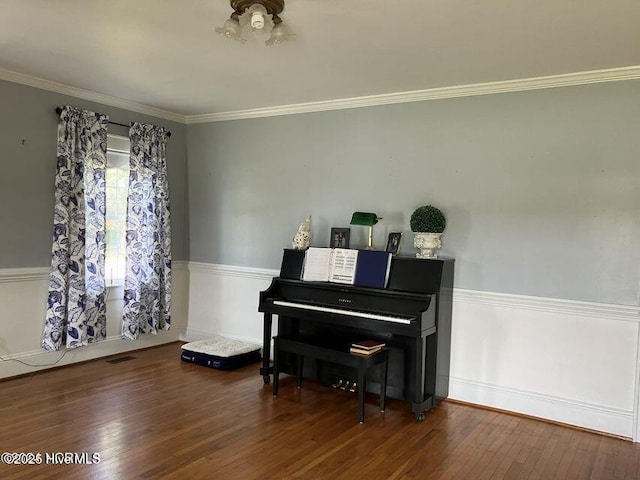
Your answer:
[410,205,446,233]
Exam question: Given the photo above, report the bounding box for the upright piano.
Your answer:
[258,250,454,422]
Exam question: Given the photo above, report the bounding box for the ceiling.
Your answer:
[1,0,639,118]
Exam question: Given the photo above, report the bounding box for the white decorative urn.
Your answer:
[413,232,442,259]
[292,216,312,250]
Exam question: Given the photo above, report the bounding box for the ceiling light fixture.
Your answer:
[215,0,294,46]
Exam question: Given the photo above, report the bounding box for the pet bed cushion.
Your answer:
[181,335,261,370]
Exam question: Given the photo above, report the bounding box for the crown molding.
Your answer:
[0,68,186,124]
[3,65,639,125]
[186,65,640,123]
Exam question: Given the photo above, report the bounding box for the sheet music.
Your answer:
[329,248,359,284]
[302,247,333,281]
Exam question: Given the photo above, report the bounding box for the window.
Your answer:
[105,134,130,286]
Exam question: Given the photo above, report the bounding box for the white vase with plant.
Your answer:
[410,205,446,259]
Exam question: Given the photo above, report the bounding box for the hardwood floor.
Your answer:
[0,343,638,479]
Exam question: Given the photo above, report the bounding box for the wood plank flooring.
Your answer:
[0,342,638,479]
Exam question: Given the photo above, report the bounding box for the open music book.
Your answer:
[302,247,359,284]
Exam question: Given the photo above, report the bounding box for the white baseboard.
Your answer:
[0,262,190,379]
[449,377,633,439]
[0,330,185,379]
[0,330,184,362]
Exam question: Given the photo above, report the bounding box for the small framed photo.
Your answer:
[385,232,402,255]
[330,228,350,249]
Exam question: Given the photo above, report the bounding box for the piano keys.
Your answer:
[272,300,413,324]
[258,250,454,422]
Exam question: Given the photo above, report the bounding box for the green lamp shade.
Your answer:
[350,212,378,226]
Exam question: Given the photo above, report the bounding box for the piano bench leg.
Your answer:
[273,341,280,398]
[358,366,366,423]
[356,349,389,423]
[380,350,389,413]
[296,355,304,389]
[273,373,279,397]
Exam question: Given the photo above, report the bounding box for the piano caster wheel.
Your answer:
[263,375,271,385]
[416,413,425,423]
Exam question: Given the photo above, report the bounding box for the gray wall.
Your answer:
[0,79,188,267]
[187,80,640,306]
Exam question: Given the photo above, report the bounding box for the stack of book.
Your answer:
[350,340,386,355]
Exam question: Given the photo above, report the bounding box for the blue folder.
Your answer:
[354,250,393,288]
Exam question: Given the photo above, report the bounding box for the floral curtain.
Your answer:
[122,122,172,340]
[42,106,108,351]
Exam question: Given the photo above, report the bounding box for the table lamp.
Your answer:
[350,212,380,250]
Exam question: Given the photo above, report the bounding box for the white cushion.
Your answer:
[181,335,260,358]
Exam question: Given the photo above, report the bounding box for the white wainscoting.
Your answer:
[0,262,189,379]
[2,261,638,440]
[186,262,640,440]
[451,290,639,439]
[185,262,275,346]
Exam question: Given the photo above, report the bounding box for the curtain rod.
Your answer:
[55,107,172,137]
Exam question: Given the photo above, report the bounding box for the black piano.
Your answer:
[258,249,454,422]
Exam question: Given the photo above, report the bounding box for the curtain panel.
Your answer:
[42,106,108,351]
[122,122,172,340]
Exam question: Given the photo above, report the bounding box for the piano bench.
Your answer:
[272,336,389,423]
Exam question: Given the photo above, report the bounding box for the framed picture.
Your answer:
[385,232,402,255]
[330,228,350,249]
